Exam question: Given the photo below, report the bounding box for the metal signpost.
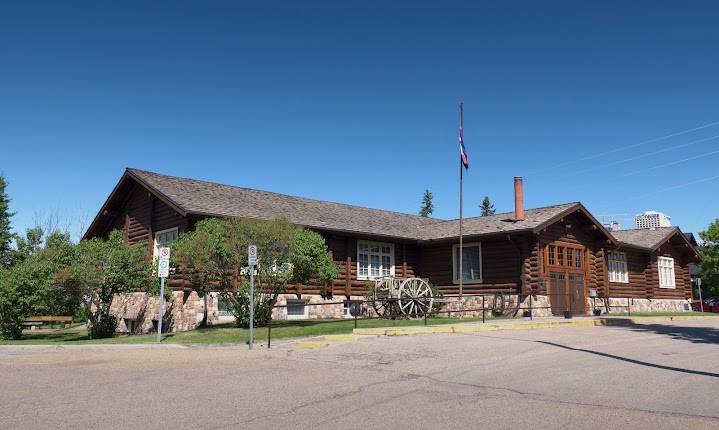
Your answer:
[157,246,171,342]
[697,278,704,312]
[248,245,257,350]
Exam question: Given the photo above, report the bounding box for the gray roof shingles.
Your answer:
[610,227,679,250]
[128,168,579,241]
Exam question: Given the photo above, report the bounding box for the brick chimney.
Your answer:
[514,176,525,221]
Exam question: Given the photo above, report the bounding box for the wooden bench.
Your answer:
[23,316,73,331]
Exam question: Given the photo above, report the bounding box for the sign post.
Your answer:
[157,247,171,342]
[248,245,257,350]
[697,278,704,312]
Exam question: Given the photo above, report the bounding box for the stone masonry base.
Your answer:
[110,292,692,334]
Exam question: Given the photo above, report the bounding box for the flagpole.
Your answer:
[458,102,464,318]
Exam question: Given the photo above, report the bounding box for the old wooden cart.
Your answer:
[371,277,434,318]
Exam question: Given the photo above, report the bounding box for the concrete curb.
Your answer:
[352,318,641,337]
[0,343,190,351]
[352,315,719,337]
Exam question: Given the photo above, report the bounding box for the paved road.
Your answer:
[1,320,718,429]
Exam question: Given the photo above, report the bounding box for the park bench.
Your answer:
[22,316,73,331]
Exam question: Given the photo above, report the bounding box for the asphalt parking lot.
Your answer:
[1,319,718,429]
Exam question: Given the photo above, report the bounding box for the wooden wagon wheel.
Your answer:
[398,278,434,318]
[372,278,398,318]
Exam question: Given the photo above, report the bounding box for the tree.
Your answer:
[0,228,78,339]
[172,218,235,328]
[699,219,719,296]
[173,217,339,328]
[0,256,54,339]
[0,175,14,267]
[11,226,44,265]
[67,230,151,338]
[419,189,434,217]
[479,196,496,216]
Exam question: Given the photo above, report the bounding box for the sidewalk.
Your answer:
[352,314,718,337]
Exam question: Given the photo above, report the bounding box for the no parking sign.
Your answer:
[158,247,170,278]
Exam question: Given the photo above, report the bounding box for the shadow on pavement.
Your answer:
[537,339,719,379]
[620,322,719,345]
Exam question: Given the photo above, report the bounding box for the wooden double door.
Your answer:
[543,241,587,316]
[549,272,585,315]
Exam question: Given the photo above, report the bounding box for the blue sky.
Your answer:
[1,1,718,240]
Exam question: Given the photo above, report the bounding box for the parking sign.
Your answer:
[248,244,257,266]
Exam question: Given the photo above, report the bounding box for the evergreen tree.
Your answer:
[419,189,434,217]
[479,196,496,216]
[0,175,14,266]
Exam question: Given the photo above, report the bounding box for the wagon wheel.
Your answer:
[372,278,398,318]
[491,293,506,316]
[398,278,434,318]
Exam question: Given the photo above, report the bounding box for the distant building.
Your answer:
[603,220,621,231]
[634,211,671,229]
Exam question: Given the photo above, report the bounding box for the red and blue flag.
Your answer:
[458,127,469,169]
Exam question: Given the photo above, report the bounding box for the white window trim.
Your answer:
[607,251,629,283]
[286,300,309,320]
[356,240,395,281]
[153,227,179,260]
[452,242,483,284]
[658,256,676,289]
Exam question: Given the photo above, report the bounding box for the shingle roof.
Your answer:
[420,203,578,240]
[126,168,584,241]
[610,227,679,250]
[128,168,438,240]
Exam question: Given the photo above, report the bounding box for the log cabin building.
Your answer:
[84,168,701,332]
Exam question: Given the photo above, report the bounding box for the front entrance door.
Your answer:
[549,272,585,315]
[568,273,585,315]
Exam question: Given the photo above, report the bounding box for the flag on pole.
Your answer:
[458,127,469,169]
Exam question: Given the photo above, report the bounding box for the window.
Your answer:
[286,300,309,319]
[217,295,232,317]
[658,257,675,289]
[153,227,179,260]
[607,251,628,283]
[566,248,574,267]
[557,247,564,266]
[452,242,482,283]
[357,241,394,280]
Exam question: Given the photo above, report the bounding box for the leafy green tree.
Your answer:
[172,218,235,328]
[419,189,434,217]
[0,175,15,267]
[479,196,496,216]
[0,228,79,339]
[67,230,151,338]
[11,226,44,265]
[0,256,54,339]
[173,217,339,328]
[699,219,719,296]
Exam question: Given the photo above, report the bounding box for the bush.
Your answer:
[88,314,117,339]
[0,258,53,340]
[223,282,274,328]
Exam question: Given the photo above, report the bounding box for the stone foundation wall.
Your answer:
[591,297,691,314]
[111,291,692,334]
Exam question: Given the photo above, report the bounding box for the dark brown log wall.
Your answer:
[605,249,649,299]
[418,236,523,295]
[110,182,188,246]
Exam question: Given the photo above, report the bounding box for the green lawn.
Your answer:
[0,316,494,345]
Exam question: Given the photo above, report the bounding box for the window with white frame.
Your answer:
[658,256,676,289]
[452,242,482,283]
[286,300,309,319]
[607,251,628,283]
[357,241,394,279]
[153,227,178,260]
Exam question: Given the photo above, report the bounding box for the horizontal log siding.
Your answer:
[288,234,420,297]
[606,249,649,299]
[110,184,187,246]
[649,242,692,300]
[418,237,522,295]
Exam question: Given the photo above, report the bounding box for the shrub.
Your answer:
[222,282,273,328]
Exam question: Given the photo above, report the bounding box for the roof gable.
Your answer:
[611,227,701,260]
